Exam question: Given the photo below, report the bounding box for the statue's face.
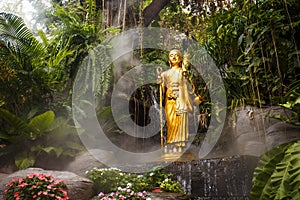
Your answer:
[168,50,182,66]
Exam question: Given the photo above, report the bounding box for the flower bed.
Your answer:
[3,173,68,200]
[86,166,184,199]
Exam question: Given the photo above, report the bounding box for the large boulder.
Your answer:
[148,192,191,200]
[227,106,300,156]
[0,168,94,200]
[266,121,300,148]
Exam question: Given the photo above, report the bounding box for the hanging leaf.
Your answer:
[28,110,55,134]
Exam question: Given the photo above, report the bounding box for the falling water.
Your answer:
[166,155,259,199]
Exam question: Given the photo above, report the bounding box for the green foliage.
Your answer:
[96,106,120,134]
[0,12,45,67]
[0,108,54,142]
[143,166,172,189]
[3,173,68,200]
[47,0,119,99]
[200,0,300,107]
[0,12,50,114]
[160,178,184,194]
[250,140,300,200]
[0,108,84,169]
[86,168,149,194]
[86,166,184,194]
[272,79,300,125]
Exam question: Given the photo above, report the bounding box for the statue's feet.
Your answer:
[163,145,182,154]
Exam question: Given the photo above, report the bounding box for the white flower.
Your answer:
[127,183,132,187]
[149,172,154,176]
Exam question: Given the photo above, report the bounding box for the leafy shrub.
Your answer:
[0,108,84,169]
[86,166,184,195]
[143,166,172,189]
[3,173,68,200]
[86,168,149,194]
[159,178,184,194]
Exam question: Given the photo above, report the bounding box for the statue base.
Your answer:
[156,152,196,162]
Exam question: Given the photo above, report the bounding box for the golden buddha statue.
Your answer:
[158,49,200,153]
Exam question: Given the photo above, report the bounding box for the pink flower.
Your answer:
[18,182,27,188]
[14,191,20,200]
[61,188,68,197]
[27,173,35,178]
[98,192,105,196]
[137,192,143,196]
[38,174,46,180]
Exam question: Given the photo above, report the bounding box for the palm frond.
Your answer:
[0,12,45,68]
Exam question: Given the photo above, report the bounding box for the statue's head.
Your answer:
[168,49,183,67]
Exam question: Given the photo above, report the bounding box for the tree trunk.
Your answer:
[143,0,170,27]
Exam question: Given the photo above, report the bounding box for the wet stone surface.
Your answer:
[166,155,259,199]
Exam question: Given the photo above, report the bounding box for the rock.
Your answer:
[167,155,259,199]
[63,149,114,177]
[149,192,191,200]
[227,106,300,156]
[0,173,8,182]
[0,155,17,174]
[0,168,94,200]
[266,121,300,149]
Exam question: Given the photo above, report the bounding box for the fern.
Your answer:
[250,140,300,200]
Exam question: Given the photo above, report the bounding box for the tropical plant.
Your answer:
[46,0,120,100]
[0,12,50,115]
[272,79,300,125]
[200,0,300,107]
[0,108,84,169]
[250,140,300,200]
[3,173,68,200]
